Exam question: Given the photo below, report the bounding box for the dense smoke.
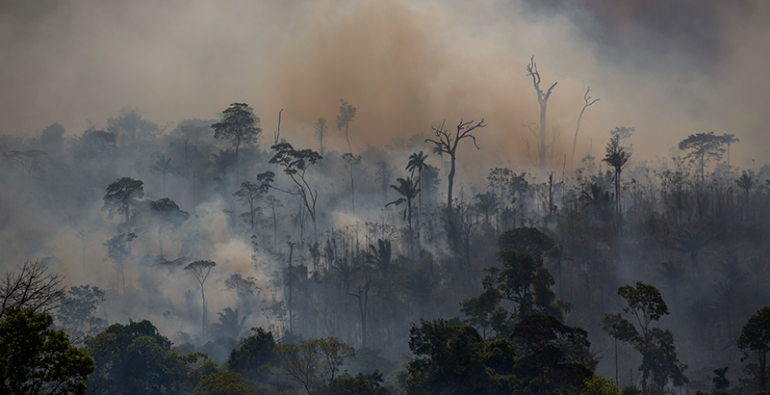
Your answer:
[2,0,770,392]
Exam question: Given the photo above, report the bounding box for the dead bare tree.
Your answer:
[571,87,600,171]
[526,56,558,170]
[425,119,486,216]
[347,280,370,348]
[273,108,284,146]
[1,260,65,319]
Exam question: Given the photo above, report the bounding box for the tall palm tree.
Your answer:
[406,152,430,219]
[366,238,392,275]
[673,228,712,274]
[735,171,754,220]
[602,135,631,227]
[150,154,174,197]
[386,177,420,232]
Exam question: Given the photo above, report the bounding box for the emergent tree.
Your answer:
[211,103,261,184]
[425,119,485,216]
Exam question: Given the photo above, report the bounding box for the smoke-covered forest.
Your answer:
[2,1,770,395]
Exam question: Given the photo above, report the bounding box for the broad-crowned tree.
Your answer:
[211,103,261,184]
[260,142,323,236]
[102,177,144,232]
[86,320,204,395]
[0,307,94,395]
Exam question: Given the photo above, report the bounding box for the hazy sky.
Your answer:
[1,0,768,170]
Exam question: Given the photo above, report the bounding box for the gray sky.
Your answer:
[1,0,768,170]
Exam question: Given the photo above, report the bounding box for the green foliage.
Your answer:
[345,348,398,377]
[270,143,323,175]
[0,307,94,395]
[497,227,556,258]
[406,316,596,395]
[227,327,276,382]
[150,198,189,226]
[211,103,261,149]
[482,251,568,323]
[406,319,490,395]
[617,282,669,335]
[86,319,204,395]
[193,371,256,395]
[102,177,145,225]
[737,306,770,392]
[322,371,391,395]
[57,284,107,338]
[272,336,355,395]
[511,314,594,395]
[602,313,639,343]
[211,308,247,339]
[581,376,621,395]
[712,367,730,391]
[613,283,685,395]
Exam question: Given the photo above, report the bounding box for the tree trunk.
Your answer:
[349,165,355,212]
[447,155,456,215]
[345,124,351,154]
[235,139,241,186]
[201,285,207,341]
[539,99,547,169]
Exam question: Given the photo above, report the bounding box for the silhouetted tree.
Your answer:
[571,87,600,171]
[0,307,94,395]
[272,337,355,395]
[342,153,362,212]
[348,280,370,348]
[602,313,637,386]
[386,177,420,233]
[264,195,283,249]
[336,99,357,154]
[712,367,729,391]
[722,133,739,167]
[678,132,725,182]
[211,307,246,339]
[233,181,265,236]
[737,306,770,392]
[261,142,323,236]
[103,233,137,294]
[612,282,686,395]
[0,260,64,319]
[102,177,144,233]
[314,117,328,156]
[602,135,631,227]
[525,56,558,169]
[150,154,174,197]
[735,170,754,219]
[149,198,189,257]
[407,151,430,222]
[425,119,486,215]
[185,260,216,341]
[227,327,276,382]
[211,103,261,184]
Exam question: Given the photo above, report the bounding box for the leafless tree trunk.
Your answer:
[571,87,599,171]
[526,56,557,170]
[347,280,370,348]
